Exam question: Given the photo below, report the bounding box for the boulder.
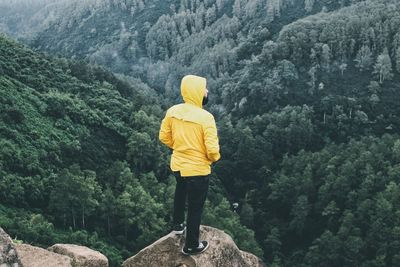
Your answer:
[240,251,265,267]
[48,244,108,267]
[122,225,266,267]
[15,244,72,267]
[0,227,23,267]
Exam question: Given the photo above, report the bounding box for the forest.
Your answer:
[0,34,260,265]
[1,0,400,266]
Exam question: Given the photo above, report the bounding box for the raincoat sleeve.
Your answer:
[204,116,221,162]
[159,115,174,149]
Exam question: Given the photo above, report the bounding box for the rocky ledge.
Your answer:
[123,225,266,267]
[0,227,108,267]
[1,225,266,267]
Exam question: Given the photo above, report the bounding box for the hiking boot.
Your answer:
[182,241,209,255]
[172,223,186,235]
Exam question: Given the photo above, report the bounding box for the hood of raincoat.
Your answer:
[181,75,207,108]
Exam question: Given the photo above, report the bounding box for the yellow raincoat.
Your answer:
[159,75,221,177]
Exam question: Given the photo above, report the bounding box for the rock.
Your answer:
[0,227,23,267]
[48,244,108,267]
[15,244,72,267]
[1,228,108,267]
[122,225,266,267]
[240,251,265,267]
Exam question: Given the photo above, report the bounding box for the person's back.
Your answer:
[159,74,221,255]
[159,75,220,176]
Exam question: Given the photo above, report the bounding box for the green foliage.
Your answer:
[0,33,168,266]
[203,198,264,258]
[0,204,124,266]
[49,164,101,229]
[254,134,400,266]
[0,32,261,266]
[4,0,400,266]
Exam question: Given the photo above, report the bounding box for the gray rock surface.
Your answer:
[0,227,23,267]
[15,244,72,267]
[240,251,266,267]
[122,225,266,267]
[48,244,108,267]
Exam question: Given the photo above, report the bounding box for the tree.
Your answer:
[99,186,116,236]
[0,174,24,206]
[205,5,217,26]
[216,0,224,11]
[194,3,205,31]
[115,181,165,246]
[304,0,315,13]
[308,65,318,93]
[374,48,393,83]
[355,45,373,71]
[396,47,400,73]
[127,130,159,172]
[289,195,310,234]
[115,186,136,239]
[305,231,341,266]
[203,198,263,258]
[49,164,101,229]
[264,227,282,259]
[275,59,298,86]
[266,0,282,19]
[339,63,347,76]
[233,0,242,18]
[239,201,255,228]
[321,44,331,71]
[79,170,101,229]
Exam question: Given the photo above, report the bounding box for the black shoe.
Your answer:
[172,223,186,235]
[182,241,209,255]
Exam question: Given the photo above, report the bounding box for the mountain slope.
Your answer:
[217,0,400,195]
[10,0,361,94]
[0,33,169,266]
[0,0,64,39]
[0,33,262,265]
[3,0,400,266]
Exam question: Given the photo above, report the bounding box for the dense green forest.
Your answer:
[2,0,400,266]
[0,34,261,266]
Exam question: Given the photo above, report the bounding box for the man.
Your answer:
[159,74,221,255]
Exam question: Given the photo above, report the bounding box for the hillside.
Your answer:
[0,32,163,265]
[0,0,64,40]
[1,0,362,94]
[2,0,400,266]
[0,34,261,266]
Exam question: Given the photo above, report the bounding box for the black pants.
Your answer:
[173,171,210,248]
